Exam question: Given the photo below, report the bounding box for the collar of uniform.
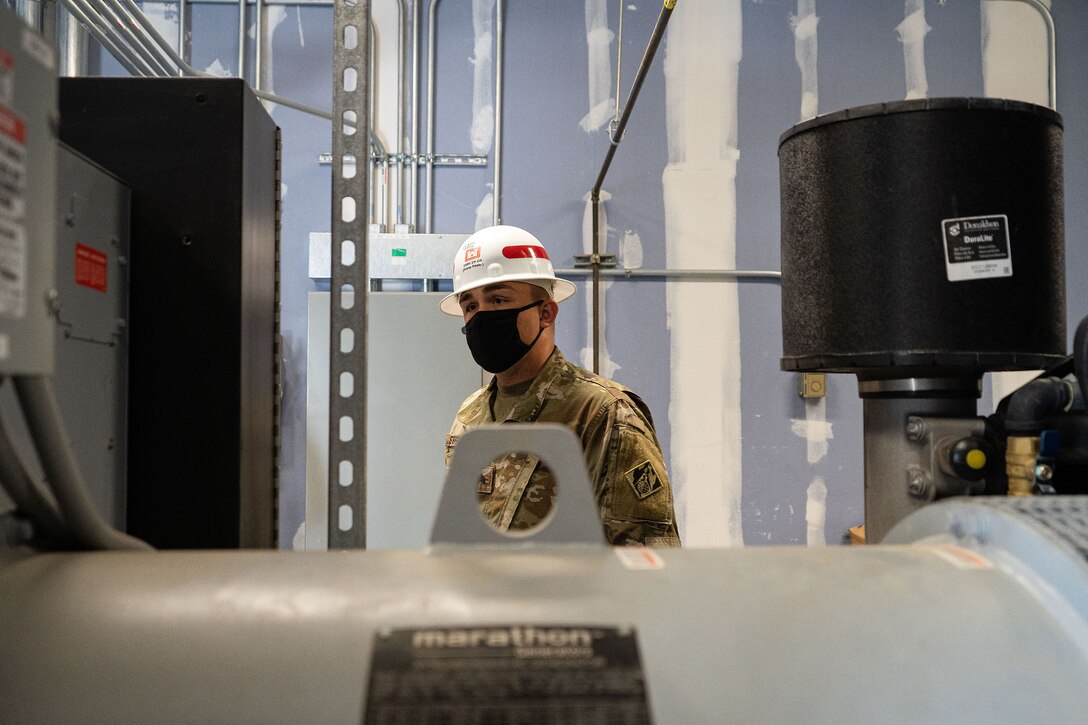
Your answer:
[495,346,573,423]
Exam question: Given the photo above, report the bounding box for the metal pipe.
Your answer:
[556,267,782,281]
[588,0,676,374]
[70,0,151,75]
[121,0,191,74]
[591,195,600,373]
[110,0,178,74]
[613,0,624,129]
[411,0,421,229]
[118,0,337,120]
[590,0,674,198]
[61,0,147,76]
[394,0,407,226]
[237,0,246,81]
[56,3,88,77]
[14,0,43,30]
[989,0,1056,110]
[425,0,442,232]
[862,393,978,543]
[370,17,385,229]
[250,88,331,118]
[492,0,503,225]
[178,0,187,73]
[83,0,171,75]
[255,0,265,90]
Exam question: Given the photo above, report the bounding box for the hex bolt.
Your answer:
[907,469,930,499]
[906,416,926,442]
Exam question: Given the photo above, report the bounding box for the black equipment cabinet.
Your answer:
[58,78,279,548]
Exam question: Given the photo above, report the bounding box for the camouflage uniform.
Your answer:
[445,348,681,547]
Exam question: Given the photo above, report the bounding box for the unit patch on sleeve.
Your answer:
[626,461,662,500]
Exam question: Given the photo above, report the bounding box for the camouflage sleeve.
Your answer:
[588,399,682,548]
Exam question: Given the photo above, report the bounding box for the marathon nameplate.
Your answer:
[363,624,652,724]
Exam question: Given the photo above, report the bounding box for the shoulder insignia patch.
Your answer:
[626,460,663,500]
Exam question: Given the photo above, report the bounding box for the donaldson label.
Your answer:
[942,213,1012,282]
[364,625,652,723]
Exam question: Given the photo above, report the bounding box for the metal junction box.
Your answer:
[0,5,57,375]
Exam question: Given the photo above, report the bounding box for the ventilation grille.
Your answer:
[979,497,1088,562]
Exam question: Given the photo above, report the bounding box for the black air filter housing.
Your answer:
[779,97,1066,376]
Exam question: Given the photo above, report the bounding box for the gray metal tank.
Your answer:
[3,493,1088,723]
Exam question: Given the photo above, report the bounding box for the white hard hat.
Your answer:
[439,225,577,316]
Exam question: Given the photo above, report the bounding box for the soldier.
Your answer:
[441,225,681,547]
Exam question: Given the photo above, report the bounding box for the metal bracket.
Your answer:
[573,253,618,269]
[905,416,988,499]
[797,373,827,399]
[432,424,606,546]
[319,152,487,167]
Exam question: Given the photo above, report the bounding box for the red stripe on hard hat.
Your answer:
[502,245,550,260]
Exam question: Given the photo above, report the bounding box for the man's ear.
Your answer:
[539,299,559,328]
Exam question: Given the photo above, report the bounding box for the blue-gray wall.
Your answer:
[100,1,1088,548]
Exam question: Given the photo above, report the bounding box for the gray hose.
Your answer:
[0,394,72,546]
[13,376,151,551]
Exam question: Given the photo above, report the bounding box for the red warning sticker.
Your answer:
[0,106,24,144]
[75,243,108,293]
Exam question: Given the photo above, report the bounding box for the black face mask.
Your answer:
[461,300,545,374]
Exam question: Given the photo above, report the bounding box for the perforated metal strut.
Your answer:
[329,0,370,549]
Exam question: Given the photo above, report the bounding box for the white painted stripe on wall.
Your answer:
[620,229,643,269]
[791,0,819,120]
[663,0,743,547]
[470,0,496,154]
[897,0,931,100]
[806,477,828,546]
[792,398,833,465]
[581,0,616,133]
[474,192,494,232]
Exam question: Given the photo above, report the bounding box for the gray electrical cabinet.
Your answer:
[0,144,131,527]
[0,3,56,376]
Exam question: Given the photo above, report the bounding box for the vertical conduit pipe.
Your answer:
[237,0,246,81]
[411,0,421,229]
[56,2,88,77]
[255,0,264,90]
[15,0,43,31]
[370,18,385,229]
[991,0,1055,110]
[588,0,675,373]
[425,0,441,233]
[178,0,187,74]
[395,0,407,226]
[493,0,504,225]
